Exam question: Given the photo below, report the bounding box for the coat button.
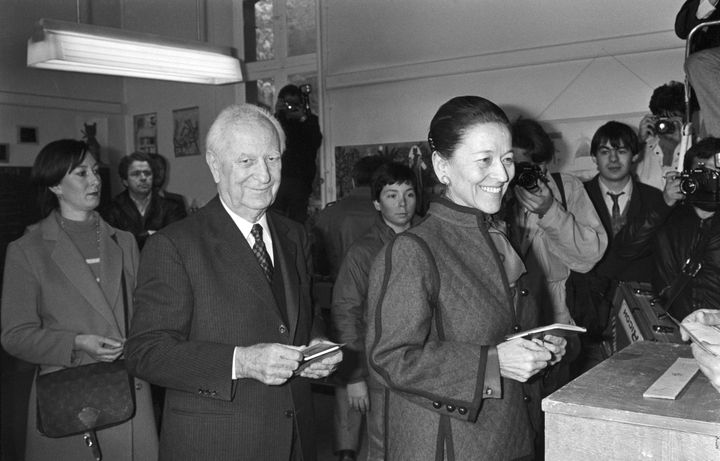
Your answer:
[279,324,288,334]
[284,410,295,418]
[485,388,493,396]
[446,404,455,412]
[432,401,442,409]
[513,325,521,332]
[458,407,467,415]
[135,382,142,391]
[520,289,529,296]
[523,395,531,403]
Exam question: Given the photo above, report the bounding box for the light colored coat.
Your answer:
[1,211,157,461]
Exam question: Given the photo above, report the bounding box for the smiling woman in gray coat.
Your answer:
[366,96,566,461]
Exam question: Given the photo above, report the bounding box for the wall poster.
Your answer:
[133,113,158,154]
[173,106,200,157]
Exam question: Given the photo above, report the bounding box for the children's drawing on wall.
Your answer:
[173,107,200,157]
[76,117,108,163]
[335,140,439,214]
[133,113,158,155]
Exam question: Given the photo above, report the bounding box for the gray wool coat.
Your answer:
[367,198,541,461]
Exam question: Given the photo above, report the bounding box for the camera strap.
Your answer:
[660,218,713,312]
[550,172,567,210]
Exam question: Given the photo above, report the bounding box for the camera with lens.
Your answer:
[679,167,720,204]
[512,162,546,191]
[654,117,675,135]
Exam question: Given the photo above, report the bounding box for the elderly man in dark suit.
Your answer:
[125,103,342,461]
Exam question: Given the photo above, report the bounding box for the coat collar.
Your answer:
[40,211,123,334]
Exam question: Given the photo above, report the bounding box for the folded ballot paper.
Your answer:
[293,342,344,375]
[504,323,586,341]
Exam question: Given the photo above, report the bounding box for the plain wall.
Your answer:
[2,0,689,203]
[319,0,686,197]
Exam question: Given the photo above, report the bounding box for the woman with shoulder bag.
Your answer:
[1,139,158,461]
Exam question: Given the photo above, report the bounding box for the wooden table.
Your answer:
[543,341,720,460]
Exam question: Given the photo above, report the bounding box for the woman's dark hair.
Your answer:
[31,139,91,217]
[428,95,510,160]
[371,162,418,202]
[511,118,555,164]
[590,121,639,156]
[118,151,154,180]
[684,137,720,170]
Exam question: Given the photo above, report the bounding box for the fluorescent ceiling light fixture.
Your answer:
[28,18,243,85]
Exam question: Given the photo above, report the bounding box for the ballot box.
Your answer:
[543,341,720,461]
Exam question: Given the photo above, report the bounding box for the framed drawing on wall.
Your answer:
[17,126,38,144]
[0,143,9,163]
[173,106,200,157]
[133,113,158,154]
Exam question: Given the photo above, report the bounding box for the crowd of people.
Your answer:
[2,3,720,459]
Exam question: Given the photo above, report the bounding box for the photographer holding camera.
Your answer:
[504,119,607,393]
[635,81,686,191]
[271,84,323,223]
[616,137,720,319]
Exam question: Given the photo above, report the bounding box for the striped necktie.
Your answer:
[251,224,273,282]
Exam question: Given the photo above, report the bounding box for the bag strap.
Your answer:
[660,217,713,311]
[551,172,567,210]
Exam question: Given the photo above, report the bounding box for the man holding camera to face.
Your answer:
[271,84,323,224]
[616,137,720,320]
[635,81,686,191]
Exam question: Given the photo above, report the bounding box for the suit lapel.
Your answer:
[267,214,300,342]
[44,214,120,331]
[205,199,284,321]
[100,222,123,331]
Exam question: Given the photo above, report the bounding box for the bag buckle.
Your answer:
[681,258,702,277]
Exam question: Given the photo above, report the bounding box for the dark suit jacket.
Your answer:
[102,189,187,249]
[676,0,720,51]
[125,196,324,461]
[567,176,665,334]
[584,175,666,282]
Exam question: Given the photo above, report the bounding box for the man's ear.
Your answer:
[206,151,221,184]
[373,200,381,212]
[591,155,597,166]
[632,153,640,164]
[121,179,129,189]
[49,184,62,196]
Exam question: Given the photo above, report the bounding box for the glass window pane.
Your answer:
[286,0,316,57]
[246,78,276,112]
[257,78,276,111]
[288,73,318,114]
[254,0,274,61]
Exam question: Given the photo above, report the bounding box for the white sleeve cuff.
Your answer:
[232,346,239,379]
[697,0,717,20]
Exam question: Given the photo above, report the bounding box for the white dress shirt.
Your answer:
[219,197,276,379]
[598,177,634,218]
